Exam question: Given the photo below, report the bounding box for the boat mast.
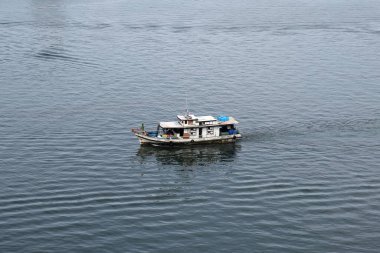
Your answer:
[185,97,189,117]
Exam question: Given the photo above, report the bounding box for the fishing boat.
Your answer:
[132,113,241,146]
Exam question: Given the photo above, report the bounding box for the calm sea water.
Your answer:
[1,0,380,252]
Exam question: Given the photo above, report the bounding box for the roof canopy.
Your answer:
[218,116,239,125]
[197,116,217,122]
[177,114,197,121]
[159,116,239,129]
[159,121,182,128]
[177,115,218,122]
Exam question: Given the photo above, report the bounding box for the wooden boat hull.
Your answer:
[135,133,242,146]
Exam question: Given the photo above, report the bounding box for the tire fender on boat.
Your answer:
[191,139,195,143]
[233,135,236,139]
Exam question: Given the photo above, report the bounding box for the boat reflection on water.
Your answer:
[136,143,240,167]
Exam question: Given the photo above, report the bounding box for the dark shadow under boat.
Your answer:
[136,143,240,167]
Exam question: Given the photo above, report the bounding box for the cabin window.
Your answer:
[185,120,187,124]
[190,128,197,136]
[207,127,214,135]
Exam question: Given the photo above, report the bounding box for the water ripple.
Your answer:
[1,0,380,252]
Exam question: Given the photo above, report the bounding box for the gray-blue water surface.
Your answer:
[1,0,380,252]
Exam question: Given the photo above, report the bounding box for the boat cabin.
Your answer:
[156,114,239,140]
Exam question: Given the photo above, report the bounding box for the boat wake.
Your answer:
[34,46,99,67]
[242,117,380,142]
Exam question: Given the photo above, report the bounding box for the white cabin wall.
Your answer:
[184,127,220,138]
[190,128,198,139]
[204,126,218,137]
[214,127,220,137]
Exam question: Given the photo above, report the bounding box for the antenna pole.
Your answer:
[185,97,189,116]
